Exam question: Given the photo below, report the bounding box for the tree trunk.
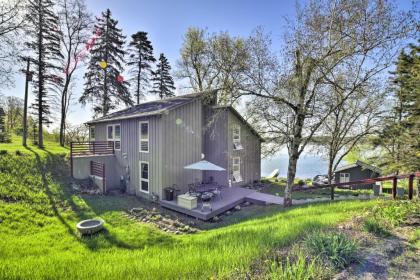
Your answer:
[285,152,298,207]
[22,60,30,147]
[136,56,142,105]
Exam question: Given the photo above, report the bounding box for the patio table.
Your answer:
[195,183,219,193]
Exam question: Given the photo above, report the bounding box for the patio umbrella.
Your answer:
[184,160,225,171]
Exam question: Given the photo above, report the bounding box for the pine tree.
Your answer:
[80,9,132,117]
[127,31,156,105]
[374,41,420,173]
[151,53,175,99]
[25,0,63,148]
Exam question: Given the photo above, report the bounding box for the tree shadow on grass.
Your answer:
[27,149,176,251]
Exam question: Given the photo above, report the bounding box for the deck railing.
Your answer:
[70,141,115,156]
[293,172,420,200]
[70,141,114,178]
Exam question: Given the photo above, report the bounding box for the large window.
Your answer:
[89,126,95,140]
[106,124,121,150]
[232,157,242,182]
[139,121,149,153]
[232,125,243,150]
[140,161,149,193]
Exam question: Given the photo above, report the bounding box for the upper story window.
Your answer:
[107,124,121,150]
[140,121,149,153]
[90,126,95,140]
[232,157,242,182]
[232,125,243,150]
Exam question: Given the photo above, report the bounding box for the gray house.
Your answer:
[334,160,381,189]
[71,91,263,201]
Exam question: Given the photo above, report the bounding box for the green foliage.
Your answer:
[363,218,391,237]
[372,41,420,174]
[305,231,358,269]
[371,200,420,227]
[267,254,327,280]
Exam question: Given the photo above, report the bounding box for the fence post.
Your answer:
[330,186,334,200]
[408,174,414,200]
[70,142,73,178]
[392,177,398,199]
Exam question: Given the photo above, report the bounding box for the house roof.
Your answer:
[86,92,203,124]
[335,160,381,174]
[86,91,264,142]
[213,105,265,142]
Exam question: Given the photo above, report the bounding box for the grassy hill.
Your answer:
[0,140,385,279]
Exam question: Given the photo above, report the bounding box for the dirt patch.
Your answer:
[334,219,420,280]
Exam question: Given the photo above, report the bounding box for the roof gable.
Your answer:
[335,160,381,173]
[213,105,265,142]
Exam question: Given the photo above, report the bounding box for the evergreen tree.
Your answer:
[25,0,63,148]
[127,31,156,105]
[151,53,175,99]
[374,41,420,173]
[80,9,132,117]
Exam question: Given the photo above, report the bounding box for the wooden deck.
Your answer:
[160,187,283,220]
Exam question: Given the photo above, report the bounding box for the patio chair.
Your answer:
[200,192,213,212]
[211,186,222,201]
[188,183,196,193]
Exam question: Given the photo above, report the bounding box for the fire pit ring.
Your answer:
[76,218,104,235]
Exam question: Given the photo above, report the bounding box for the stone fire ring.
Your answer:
[76,218,104,235]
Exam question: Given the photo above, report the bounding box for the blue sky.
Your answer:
[3,0,416,127]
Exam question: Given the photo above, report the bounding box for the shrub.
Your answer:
[363,218,391,237]
[371,200,420,227]
[305,231,358,269]
[267,254,328,280]
[298,180,305,186]
[15,150,22,156]
[0,150,8,155]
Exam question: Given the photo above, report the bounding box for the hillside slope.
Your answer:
[0,151,380,279]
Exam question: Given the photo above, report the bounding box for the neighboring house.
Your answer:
[71,91,264,200]
[334,160,381,189]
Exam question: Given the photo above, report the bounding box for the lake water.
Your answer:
[261,148,329,179]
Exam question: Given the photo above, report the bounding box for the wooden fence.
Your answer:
[90,160,106,193]
[293,172,420,200]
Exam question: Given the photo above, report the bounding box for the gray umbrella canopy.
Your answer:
[184,160,225,171]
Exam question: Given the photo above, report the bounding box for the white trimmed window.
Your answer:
[233,126,243,150]
[139,121,149,153]
[114,124,121,150]
[89,126,95,141]
[106,124,121,150]
[140,161,149,193]
[232,157,242,182]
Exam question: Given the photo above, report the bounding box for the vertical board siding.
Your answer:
[84,98,262,200]
[203,107,229,186]
[228,111,261,187]
[162,99,203,195]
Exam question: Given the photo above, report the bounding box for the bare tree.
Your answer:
[0,0,26,90]
[64,123,88,145]
[57,0,92,146]
[314,81,385,185]
[176,27,249,100]
[243,0,414,206]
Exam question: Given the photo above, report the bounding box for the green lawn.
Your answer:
[0,134,69,156]
[0,147,382,279]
